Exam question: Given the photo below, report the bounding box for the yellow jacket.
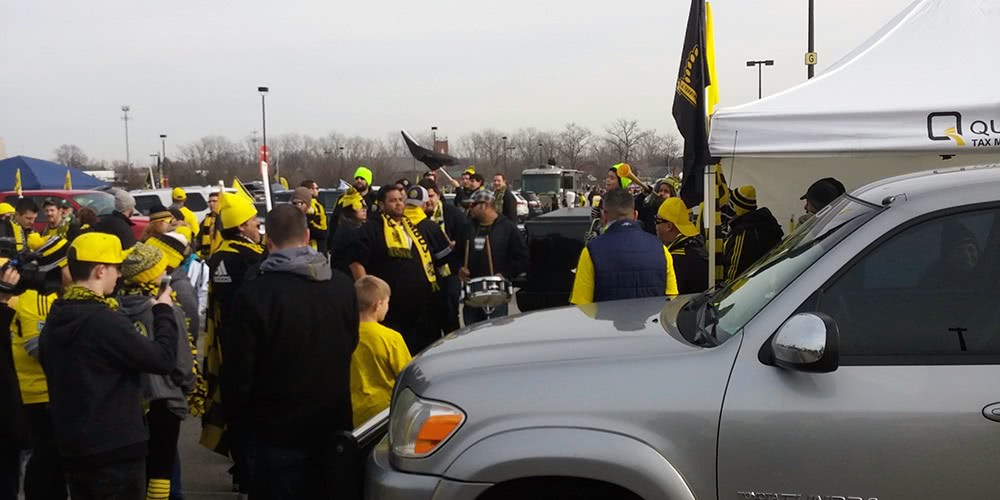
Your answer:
[350,321,412,427]
[10,290,57,404]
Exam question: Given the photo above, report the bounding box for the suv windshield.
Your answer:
[683,196,882,346]
[72,192,116,216]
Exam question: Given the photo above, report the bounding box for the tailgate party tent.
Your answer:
[0,156,109,191]
[708,0,1000,225]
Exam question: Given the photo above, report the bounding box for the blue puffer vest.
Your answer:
[588,219,666,302]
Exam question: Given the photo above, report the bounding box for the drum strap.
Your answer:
[465,227,496,276]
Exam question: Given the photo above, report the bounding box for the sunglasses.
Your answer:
[654,217,670,225]
[292,200,307,206]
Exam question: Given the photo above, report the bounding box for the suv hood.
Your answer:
[408,296,700,385]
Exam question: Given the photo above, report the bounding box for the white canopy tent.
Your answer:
[708,0,1000,226]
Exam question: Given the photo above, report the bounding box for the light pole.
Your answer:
[431,126,438,152]
[258,86,269,175]
[502,136,508,173]
[746,60,774,99]
[121,105,131,168]
[339,146,345,175]
[537,142,543,166]
[149,153,160,189]
[159,134,167,184]
[257,86,272,210]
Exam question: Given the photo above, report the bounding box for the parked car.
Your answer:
[2,190,149,239]
[130,186,231,220]
[520,190,545,219]
[272,188,345,219]
[364,164,1000,499]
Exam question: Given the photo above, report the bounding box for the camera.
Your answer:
[0,235,68,296]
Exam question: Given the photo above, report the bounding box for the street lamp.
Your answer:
[159,134,167,184]
[746,60,774,99]
[258,86,269,172]
[537,142,543,166]
[339,146,345,174]
[121,105,131,168]
[431,126,438,152]
[149,153,160,189]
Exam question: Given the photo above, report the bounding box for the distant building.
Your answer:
[433,139,449,155]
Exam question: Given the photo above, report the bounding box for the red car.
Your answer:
[2,190,149,240]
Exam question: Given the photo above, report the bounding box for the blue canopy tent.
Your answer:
[0,156,109,191]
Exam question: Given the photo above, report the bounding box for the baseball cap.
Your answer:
[657,198,698,237]
[70,232,132,265]
[405,186,429,206]
[800,178,846,209]
[171,187,187,201]
[468,189,494,205]
[0,203,15,216]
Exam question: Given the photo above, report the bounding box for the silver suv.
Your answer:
[365,165,1000,500]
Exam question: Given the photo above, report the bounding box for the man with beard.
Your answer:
[458,190,528,324]
[350,187,441,355]
[330,166,377,234]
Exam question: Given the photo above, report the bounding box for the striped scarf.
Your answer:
[62,285,118,310]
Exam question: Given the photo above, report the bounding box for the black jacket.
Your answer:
[93,211,137,249]
[724,208,784,280]
[458,215,529,280]
[668,234,709,294]
[499,188,518,222]
[39,299,177,468]
[223,248,358,446]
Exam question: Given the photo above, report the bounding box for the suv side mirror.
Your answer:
[769,313,840,373]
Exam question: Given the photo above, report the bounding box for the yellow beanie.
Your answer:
[219,192,258,229]
[122,243,168,284]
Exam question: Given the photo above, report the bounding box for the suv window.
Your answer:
[805,206,1000,363]
[185,193,208,212]
[134,194,163,216]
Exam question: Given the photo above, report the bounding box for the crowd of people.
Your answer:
[0,164,847,499]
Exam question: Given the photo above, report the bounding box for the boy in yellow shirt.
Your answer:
[350,276,412,427]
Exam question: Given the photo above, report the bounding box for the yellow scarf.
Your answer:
[63,284,119,310]
[404,205,427,226]
[382,213,437,289]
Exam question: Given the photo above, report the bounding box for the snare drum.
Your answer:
[462,276,511,308]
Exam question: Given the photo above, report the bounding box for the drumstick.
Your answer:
[485,235,495,276]
[464,240,470,270]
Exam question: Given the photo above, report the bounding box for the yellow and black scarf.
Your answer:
[63,285,119,310]
[382,213,436,289]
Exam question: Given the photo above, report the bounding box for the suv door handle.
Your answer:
[983,403,1000,422]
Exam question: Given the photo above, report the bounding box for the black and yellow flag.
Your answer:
[672,0,712,209]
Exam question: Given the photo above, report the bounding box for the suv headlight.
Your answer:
[389,388,465,458]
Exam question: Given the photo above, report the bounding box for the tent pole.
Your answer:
[705,163,716,286]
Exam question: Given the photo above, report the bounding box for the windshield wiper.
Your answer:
[692,299,722,347]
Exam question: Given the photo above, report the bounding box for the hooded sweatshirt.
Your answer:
[222,246,358,446]
[724,207,784,280]
[117,294,194,419]
[39,297,178,468]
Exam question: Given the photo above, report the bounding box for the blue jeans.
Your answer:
[463,303,508,326]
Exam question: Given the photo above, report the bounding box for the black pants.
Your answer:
[0,443,18,500]
[65,459,144,500]
[24,403,68,500]
[442,275,461,333]
[146,401,181,482]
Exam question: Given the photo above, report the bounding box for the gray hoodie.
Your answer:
[117,295,194,419]
[258,246,332,281]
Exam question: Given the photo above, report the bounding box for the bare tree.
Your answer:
[603,119,652,163]
[557,123,592,168]
[53,144,90,168]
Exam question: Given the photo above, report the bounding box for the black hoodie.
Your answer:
[724,207,784,280]
[39,297,178,469]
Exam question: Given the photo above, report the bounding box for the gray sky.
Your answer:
[1,0,913,164]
